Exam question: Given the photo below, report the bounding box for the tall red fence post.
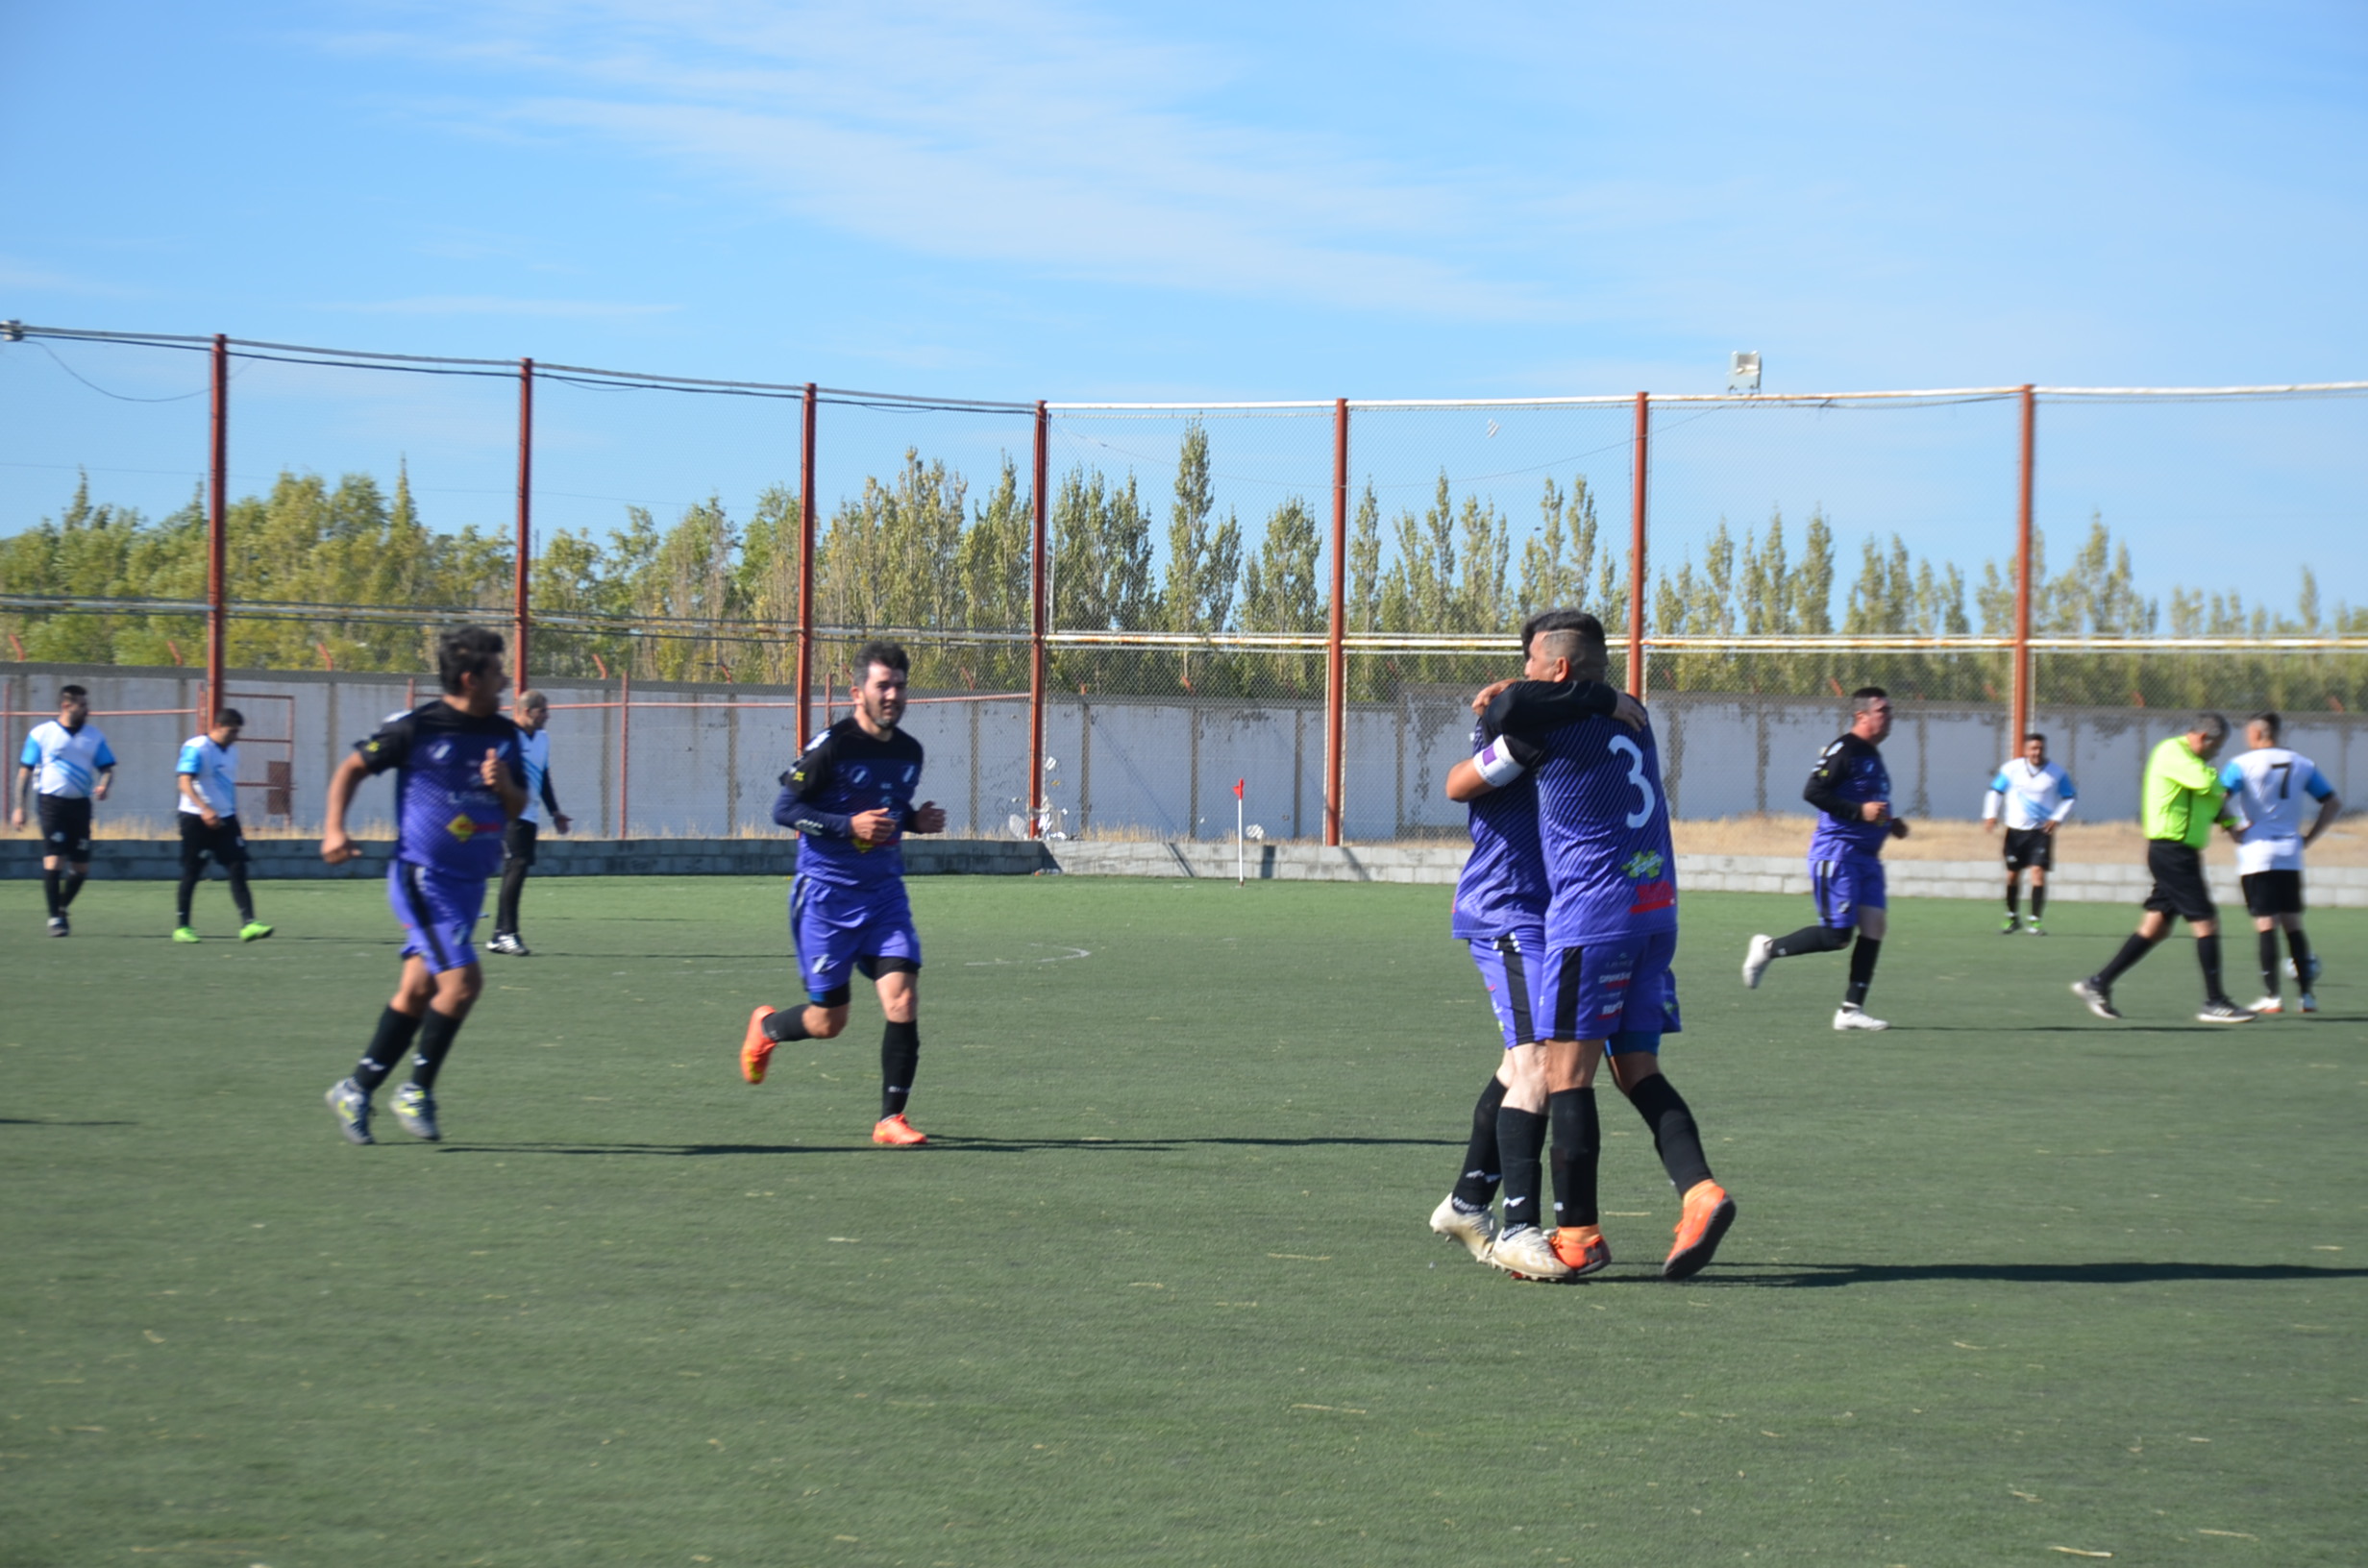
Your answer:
[618,667,631,838]
[1027,402,1049,837]
[206,334,229,715]
[1324,397,1348,846]
[514,357,533,688]
[2011,383,2035,745]
[1628,392,1648,697]
[797,382,818,745]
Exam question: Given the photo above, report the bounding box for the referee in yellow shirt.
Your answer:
[2073,713,2253,1022]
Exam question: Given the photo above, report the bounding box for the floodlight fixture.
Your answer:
[1729,351,1762,393]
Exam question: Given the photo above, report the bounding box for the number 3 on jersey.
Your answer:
[1609,734,1657,828]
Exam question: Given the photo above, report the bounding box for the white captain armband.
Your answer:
[1471,739,1531,788]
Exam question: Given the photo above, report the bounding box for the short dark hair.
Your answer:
[2023,731,2046,746]
[853,640,910,680]
[1851,686,1889,712]
[213,707,245,728]
[2249,710,2282,741]
[2191,712,2230,744]
[59,684,87,701]
[1519,607,1603,652]
[436,625,506,696]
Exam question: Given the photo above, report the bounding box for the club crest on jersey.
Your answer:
[431,740,453,763]
[849,765,871,785]
[1621,849,1665,882]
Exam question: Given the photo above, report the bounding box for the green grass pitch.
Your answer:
[4,873,2363,1566]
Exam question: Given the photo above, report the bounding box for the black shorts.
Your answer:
[179,813,248,870]
[2240,870,2305,919]
[36,795,93,861]
[504,819,539,866]
[2142,841,2216,923]
[2003,826,2054,871]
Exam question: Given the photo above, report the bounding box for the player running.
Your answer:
[488,690,572,957]
[2220,712,2339,1016]
[1451,609,1737,1284]
[320,626,528,1143]
[172,708,271,943]
[1984,732,2075,935]
[1429,619,1640,1276]
[740,641,948,1147]
[2071,713,2252,1024]
[13,684,114,937]
[1740,687,1908,1030]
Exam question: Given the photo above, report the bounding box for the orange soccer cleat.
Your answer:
[1550,1226,1612,1279]
[872,1113,928,1146]
[741,1006,777,1085]
[1663,1180,1737,1282]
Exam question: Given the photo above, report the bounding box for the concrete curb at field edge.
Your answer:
[7,837,2364,907]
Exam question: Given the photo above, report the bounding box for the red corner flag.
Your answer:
[1233,779,1245,799]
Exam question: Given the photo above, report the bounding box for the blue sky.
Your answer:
[4,1,2364,610]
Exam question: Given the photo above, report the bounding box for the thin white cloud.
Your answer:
[323,0,1553,320]
[325,294,681,318]
[0,256,146,299]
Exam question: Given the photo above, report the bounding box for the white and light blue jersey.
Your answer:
[517,728,552,825]
[20,720,116,798]
[1984,757,2076,830]
[2221,747,2335,874]
[176,735,239,817]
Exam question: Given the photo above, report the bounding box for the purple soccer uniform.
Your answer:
[353,702,525,973]
[1804,733,1890,928]
[1455,716,1553,1050]
[1487,681,1682,1047]
[773,720,927,1002]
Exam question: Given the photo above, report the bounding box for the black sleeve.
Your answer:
[1802,740,1855,821]
[353,715,415,776]
[540,770,562,816]
[1481,678,1618,745]
[772,733,854,837]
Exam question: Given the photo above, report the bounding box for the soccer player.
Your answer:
[2220,712,2340,1016]
[740,641,948,1147]
[487,690,571,957]
[320,626,528,1143]
[1450,610,1738,1284]
[1984,732,2076,934]
[172,707,271,943]
[13,684,115,937]
[2071,713,2253,1024]
[1429,631,1640,1274]
[1740,687,1909,1030]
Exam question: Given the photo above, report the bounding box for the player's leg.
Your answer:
[1742,859,1854,986]
[174,817,207,940]
[1610,934,1734,1279]
[867,956,925,1144]
[217,819,264,939]
[2002,845,2022,933]
[57,803,91,908]
[1484,1037,1569,1279]
[2162,852,2248,1019]
[1433,936,1533,1258]
[2281,901,2316,1012]
[1836,898,1887,1031]
[2079,850,2185,1017]
[491,820,534,953]
[744,875,856,1082]
[2027,849,2049,931]
[331,866,484,1142]
[2244,875,2282,1011]
[1545,1038,1610,1277]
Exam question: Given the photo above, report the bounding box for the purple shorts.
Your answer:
[1539,929,1683,1043]
[1811,854,1887,929]
[387,861,484,973]
[791,875,922,1002]
[1468,928,1553,1050]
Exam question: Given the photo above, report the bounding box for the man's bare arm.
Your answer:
[321,753,369,864]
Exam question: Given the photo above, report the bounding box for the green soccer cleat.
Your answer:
[1999,914,2019,934]
[391,1083,441,1141]
[238,921,274,942]
[172,926,202,943]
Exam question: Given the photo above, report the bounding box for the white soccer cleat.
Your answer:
[1429,1195,1497,1262]
[1741,935,1775,990]
[1485,1224,1574,1282]
[2247,995,2283,1016]
[1833,1003,1889,1032]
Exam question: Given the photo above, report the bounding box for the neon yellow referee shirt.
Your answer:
[2140,735,2228,847]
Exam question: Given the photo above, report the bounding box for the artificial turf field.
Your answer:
[4,873,2363,1568]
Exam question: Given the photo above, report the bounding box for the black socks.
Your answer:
[42,867,63,917]
[1626,1074,1714,1194]
[2096,931,2160,987]
[2031,884,2047,920]
[1769,924,1852,958]
[1495,1105,1547,1231]
[355,1006,425,1092]
[2287,929,2313,986]
[1451,1076,1508,1210]
[179,870,258,926]
[2258,929,2283,996]
[176,870,200,926]
[2194,934,2230,1004]
[1548,1087,1599,1231]
[880,1018,919,1118]
[410,1009,464,1090]
[2006,883,2019,917]
[761,1007,814,1043]
[496,859,529,936]
[59,869,85,908]
[1846,937,1882,1007]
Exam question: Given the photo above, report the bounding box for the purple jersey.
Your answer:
[773,719,926,894]
[354,702,525,879]
[1452,717,1549,939]
[1805,733,1891,859]
[1489,686,1678,945]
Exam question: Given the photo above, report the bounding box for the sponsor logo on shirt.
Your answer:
[1621,849,1665,882]
[447,814,477,841]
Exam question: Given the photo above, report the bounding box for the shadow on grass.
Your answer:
[439,1134,1456,1158]
[1701,1261,2368,1288]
